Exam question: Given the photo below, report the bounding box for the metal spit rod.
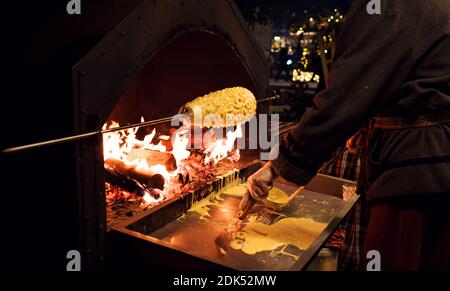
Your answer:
[2,96,279,155]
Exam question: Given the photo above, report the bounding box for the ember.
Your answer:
[103,117,246,227]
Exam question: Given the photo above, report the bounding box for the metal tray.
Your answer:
[109,164,358,271]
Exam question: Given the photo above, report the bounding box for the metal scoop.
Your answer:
[261,186,304,210]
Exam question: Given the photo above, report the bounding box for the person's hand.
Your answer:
[246,162,277,201]
[238,163,277,218]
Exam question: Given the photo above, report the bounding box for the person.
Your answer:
[241,0,450,271]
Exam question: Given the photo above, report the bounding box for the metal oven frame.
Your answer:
[72,0,269,270]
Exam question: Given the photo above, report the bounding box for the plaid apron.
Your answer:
[320,138,368,271]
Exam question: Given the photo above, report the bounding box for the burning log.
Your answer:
[127,149,177,172]
[158,134,173,152]
[104,158,165,193]
[177,173,190,186]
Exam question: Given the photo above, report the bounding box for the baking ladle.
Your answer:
[262,186,304,210]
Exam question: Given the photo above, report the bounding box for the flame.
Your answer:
[171,129,191,166]
[204,126,243,165]
[143,192,154,204]
[142,190,164,206]
[103,117,243,191]
[102,117,181,183]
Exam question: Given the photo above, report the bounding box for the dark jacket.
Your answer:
[271,0,450,201]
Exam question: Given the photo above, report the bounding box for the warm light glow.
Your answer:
[293,69,321,83]
[171,129,191,166]
[103,118,167,163]
[103,117,183,186]
[103,117,243,189]
[142,191,163,205]
[204,126,243,165]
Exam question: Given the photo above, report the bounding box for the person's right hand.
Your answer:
[246,162,277,201]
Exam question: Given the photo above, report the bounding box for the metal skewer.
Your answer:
[2,96,280,155]
[2,116,180,154]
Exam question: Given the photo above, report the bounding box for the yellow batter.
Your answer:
[187,182,247,219]
[188,193,223,220]
[231,217,326,255]
[266,188,290,204]
[188,183,326,257]
[222,184,248,197]
[223,183,291,204]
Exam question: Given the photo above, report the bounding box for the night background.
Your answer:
[236,0,352,121]
[0,0,353,271]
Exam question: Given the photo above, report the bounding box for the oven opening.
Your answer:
[102,31,261,231]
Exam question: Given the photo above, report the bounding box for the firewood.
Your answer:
[127,149,177,172]
[104,158,165,192]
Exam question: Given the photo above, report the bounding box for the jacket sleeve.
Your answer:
[270,0,415,185]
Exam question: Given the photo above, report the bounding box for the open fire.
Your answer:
[103,117,244,226]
